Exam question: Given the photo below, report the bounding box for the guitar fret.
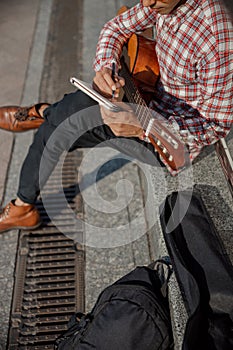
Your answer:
[123,83,153,131]
[145,118,154,137]
[123,83,150,129]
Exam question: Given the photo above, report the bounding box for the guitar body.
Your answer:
[118,5,159,88]
[127,34,159,87]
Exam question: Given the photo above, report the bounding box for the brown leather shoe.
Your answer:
[0,103,49,132]
[0,200,42,233]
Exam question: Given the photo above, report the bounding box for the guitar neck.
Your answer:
[120,57,150,129]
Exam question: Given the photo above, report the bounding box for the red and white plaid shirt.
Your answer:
[94,0,233,173]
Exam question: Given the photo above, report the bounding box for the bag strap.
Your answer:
[149,256,173,297]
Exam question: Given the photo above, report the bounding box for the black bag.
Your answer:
[54,259,173,350]
[160,190,233,350]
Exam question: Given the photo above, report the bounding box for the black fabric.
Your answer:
[54,261,173,350]
[159,190,233,350]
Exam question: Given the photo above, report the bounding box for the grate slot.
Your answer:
[22,298,75,310]
[28,247,76,257]
[29,241,75,249]
[27,254,76,262]
[21,306,76,317]
[23,315,71,326]
[28,235,71,243]
[24,282,76,293]
[26,268,76,278]
[27,261,76,270]
[23,290,76,301]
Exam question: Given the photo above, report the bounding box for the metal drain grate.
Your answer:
[7,151,85,349]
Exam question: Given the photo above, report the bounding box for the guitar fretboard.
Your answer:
[120,57,153,130]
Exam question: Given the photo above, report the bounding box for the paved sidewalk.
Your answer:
[0,0,51,347]
[0,0,41,205]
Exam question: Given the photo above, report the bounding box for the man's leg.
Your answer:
[16,91,107,204]
[0,91,102,232]
[17,89,159,205]
[0,90,160,233]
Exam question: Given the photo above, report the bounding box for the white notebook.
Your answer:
[70,77,125,112]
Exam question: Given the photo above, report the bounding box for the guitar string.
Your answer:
[120,63,152,130]
[125,85,150,129]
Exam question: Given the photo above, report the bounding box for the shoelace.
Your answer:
[14,107,37,121]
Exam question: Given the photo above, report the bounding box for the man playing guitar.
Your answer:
[0,0,232,232]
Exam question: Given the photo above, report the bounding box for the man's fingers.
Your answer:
[94,69,125,99]
[108,123,143,137]
[117,76,125,87]
[111,77,125,99]
[93,73,112,97]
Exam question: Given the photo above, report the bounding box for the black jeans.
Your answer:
[17,90,159,204]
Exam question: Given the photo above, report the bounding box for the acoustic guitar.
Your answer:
[117,7,189,171]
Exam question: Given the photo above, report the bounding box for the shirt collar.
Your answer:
[142,0,201,32]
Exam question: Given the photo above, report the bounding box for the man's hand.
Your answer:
[94,68,144,139]
[100,102,144,139]
[93,67,125,99]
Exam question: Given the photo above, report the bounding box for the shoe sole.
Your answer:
[0,221,42,234]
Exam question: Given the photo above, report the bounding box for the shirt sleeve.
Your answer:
[169,51,233,148]
[93,3,157,72]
